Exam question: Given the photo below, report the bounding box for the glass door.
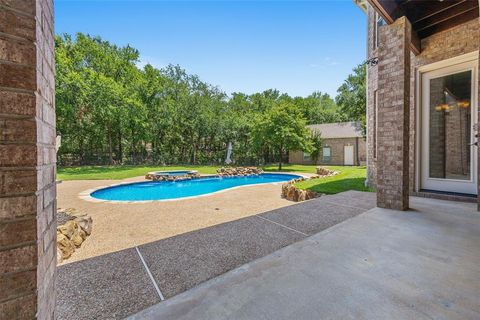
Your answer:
[421,60,478,195]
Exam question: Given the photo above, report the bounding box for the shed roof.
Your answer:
[307,121,363,139]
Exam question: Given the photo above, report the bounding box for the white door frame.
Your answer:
[416,52,479,194]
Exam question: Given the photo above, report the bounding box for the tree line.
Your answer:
[56,33,365,167]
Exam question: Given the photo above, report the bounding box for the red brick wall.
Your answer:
[366,4,480,195]
[0,1,56,319]
[376,16,411,210]
[366,5,379,188]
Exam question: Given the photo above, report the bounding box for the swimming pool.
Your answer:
[90,173,301,201]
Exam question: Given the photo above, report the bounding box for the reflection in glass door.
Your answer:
[421,60,478,195]
[429,71,471,180]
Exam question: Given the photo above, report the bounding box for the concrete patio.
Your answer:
[56,191,376,319]
[130,195,480,320]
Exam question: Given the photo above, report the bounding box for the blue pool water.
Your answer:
[91,173,301,201]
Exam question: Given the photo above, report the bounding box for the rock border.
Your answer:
[281,177,318,202]
[56,208,93,263]
[281,167,339,202]
[217,167,263,177]
[145,170,200,181]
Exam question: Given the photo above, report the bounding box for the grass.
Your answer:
[294,166,373,194]
[57,164,373,195]
[57,165,219,180]
[261,164,319,174]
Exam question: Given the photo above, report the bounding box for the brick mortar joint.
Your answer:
[0,59,36,69]
[0,86,36,95]
[0,266,37,277]
[0,113,36,120]
[0,214,37,224]
[0,4,36,19]
[0,142,37,146]
[0,290,37,305]
[0,31,34,45]
[0,166,37,171]
[0,240,36,253]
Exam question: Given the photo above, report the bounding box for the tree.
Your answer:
[336,64,366,134]
[309,131,323,164]
[251,102,312,170]
[295,92,344,125]
[55,32,363,167]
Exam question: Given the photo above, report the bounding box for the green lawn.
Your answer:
[57,164,373,195]
[57,165,219,180]
[57,164,318,180]
[262,164,319,174]
[294,166,373,194]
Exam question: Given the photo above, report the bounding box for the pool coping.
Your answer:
[78,172,311,204]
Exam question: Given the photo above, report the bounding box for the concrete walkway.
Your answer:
[130,196,480,320]
[56,191,375,319]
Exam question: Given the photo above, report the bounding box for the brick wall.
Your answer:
[288,137,366,166]
[366,5,379,188]
[0,1,56,319]
[410,18,479,192]
[376,16,411,210]
[366,4,480,196]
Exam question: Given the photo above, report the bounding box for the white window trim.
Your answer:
[323,146,331,161]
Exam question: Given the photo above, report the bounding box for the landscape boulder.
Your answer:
[57,232,75,260]
[281,176,320,202]
[56,208,93,263]
[316,166,338,177]
[145,170,201,181]
[297,189,306,202]
[57,220,76,239]
[217,167,263,177]
[75,215,93,235]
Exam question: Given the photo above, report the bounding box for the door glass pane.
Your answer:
[429,70,472,180]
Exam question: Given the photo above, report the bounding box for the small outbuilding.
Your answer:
[289,121,366,166]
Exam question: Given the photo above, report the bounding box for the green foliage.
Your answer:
[294,91,345,125]
[308,131,323,164]
[56,33,365,167]
[335,64,367,134]
[251,102,312,170]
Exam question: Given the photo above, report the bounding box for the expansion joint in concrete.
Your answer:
[135,246,165,301]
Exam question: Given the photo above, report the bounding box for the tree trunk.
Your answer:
[118,130,123,164]
[192,143,196,165]
[131,128,136,164]
[278,147,283,171]
[108,128,113,165]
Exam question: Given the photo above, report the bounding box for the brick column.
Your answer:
[0,0,56,319]
[376,16,411,210]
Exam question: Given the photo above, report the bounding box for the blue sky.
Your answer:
[55,1,366,98]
